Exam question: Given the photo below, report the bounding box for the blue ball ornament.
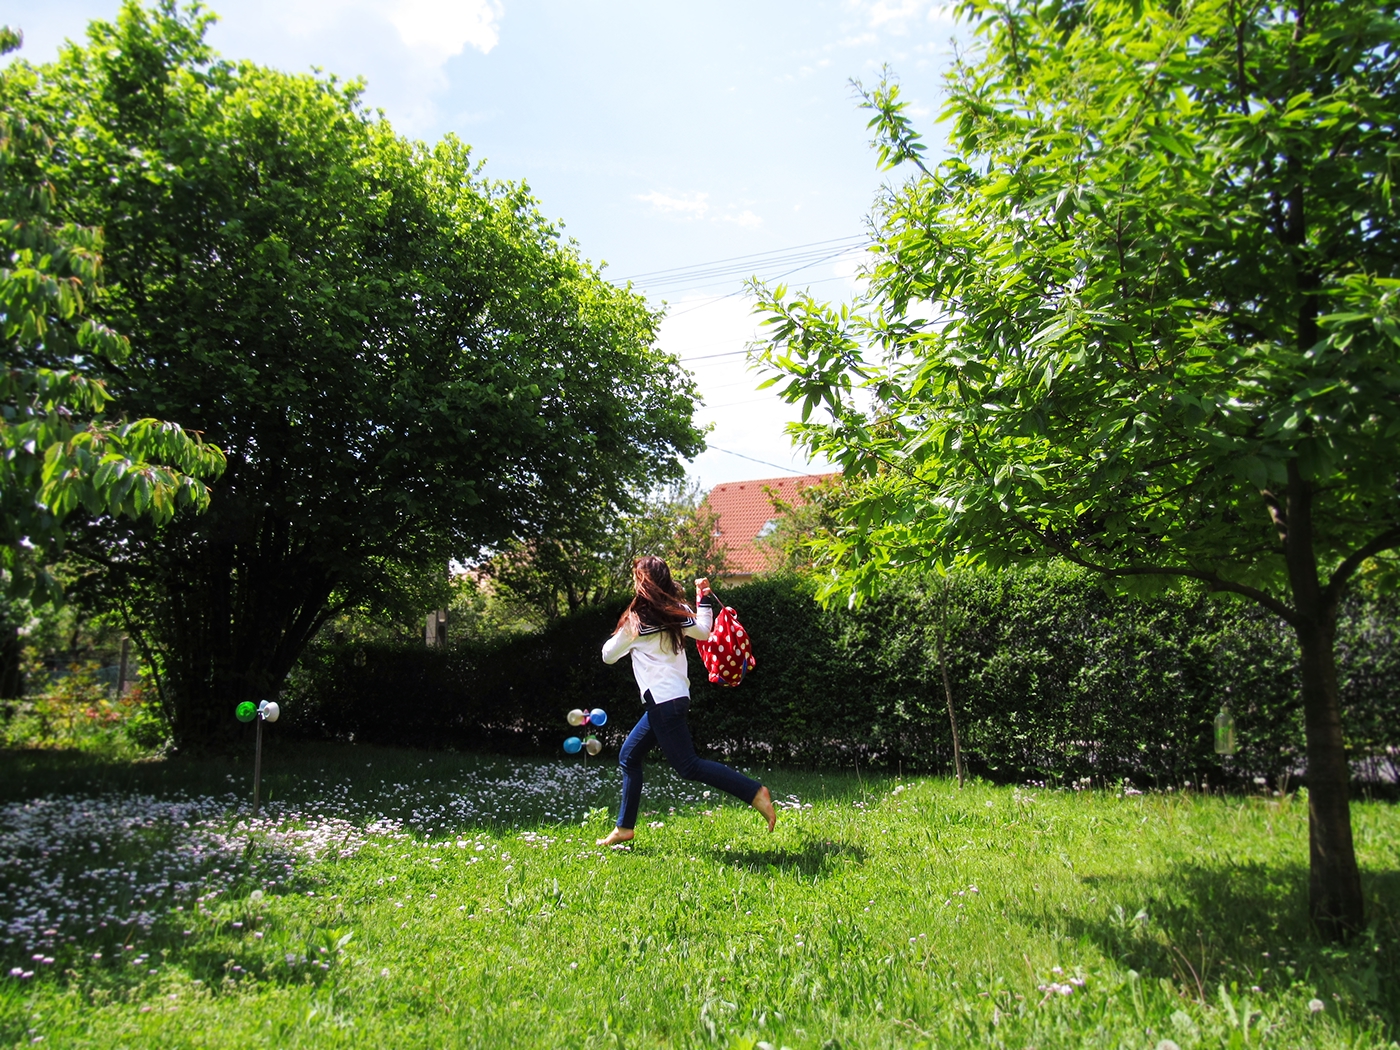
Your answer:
[589,708,607,727]
[563,736,583,754]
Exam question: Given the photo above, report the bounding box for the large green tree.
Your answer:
[4,3,702,746]
[755,0,1400,938]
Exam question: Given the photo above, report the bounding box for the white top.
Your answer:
[601,602,715,704]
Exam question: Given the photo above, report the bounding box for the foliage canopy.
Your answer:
[3,3,703,746]
[0,24,223,607]
[755,0,1400,938]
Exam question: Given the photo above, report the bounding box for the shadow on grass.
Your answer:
[708,837,867,877]
[1064,861,1400,1031]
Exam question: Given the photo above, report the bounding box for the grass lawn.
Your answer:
[0,742,1395,1049]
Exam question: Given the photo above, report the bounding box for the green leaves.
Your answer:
[5,1,702,743]
[753,0,1400,618]
[0,78,224,604]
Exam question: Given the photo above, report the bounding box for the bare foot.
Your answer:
[752,786,777,833]
[596,827,635,847]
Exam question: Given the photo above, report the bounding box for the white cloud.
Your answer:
[637,191,712,217]
[867,0,925,27]
[266,0,501,62]
[194,0,505,134]
[387,0,503,63]
[842,0,956,31]
[636,192,762,228]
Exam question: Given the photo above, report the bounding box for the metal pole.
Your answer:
[936,575,965,789]
[252,713,263,817]
[116,638,130,699]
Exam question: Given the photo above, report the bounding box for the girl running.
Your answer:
[596,555,776,847]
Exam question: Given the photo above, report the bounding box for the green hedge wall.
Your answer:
[284,566,1399,786]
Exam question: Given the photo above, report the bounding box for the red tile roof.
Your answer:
[705,473,836,574]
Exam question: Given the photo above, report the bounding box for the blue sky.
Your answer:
[4,0,962,490]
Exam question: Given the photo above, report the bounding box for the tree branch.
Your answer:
[1008,512,1300,624]
[1322,525,1400,611]
[852,445,1302,625]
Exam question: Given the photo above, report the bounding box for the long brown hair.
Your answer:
[616,555,695,653]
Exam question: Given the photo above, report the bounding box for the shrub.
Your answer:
[284,567,1399,786]
[0,664,168,758]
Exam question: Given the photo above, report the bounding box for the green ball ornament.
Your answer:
[235,701,257,723]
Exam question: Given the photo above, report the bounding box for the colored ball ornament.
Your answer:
[563,736,583,754]
[588,708,608,726]
[567,709,586,727]
[259,700,281,723]
[583,736,602,756]
[235,701,257,723]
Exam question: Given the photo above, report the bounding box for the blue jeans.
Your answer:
[615,695,762,830]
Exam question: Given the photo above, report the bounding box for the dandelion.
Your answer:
[1308,999,1325,1014]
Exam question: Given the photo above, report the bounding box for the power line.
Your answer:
[678,348,750,362]
[665,247,865,320]
[622,235,867,284]
[699,394,778,411]
[659,270,868,327]
[705,446,810,475]
[643,243,868,295]
[701,376,767,392]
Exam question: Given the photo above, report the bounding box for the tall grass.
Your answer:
[0,743,1394,1048]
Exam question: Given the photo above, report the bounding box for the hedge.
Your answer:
[283,565,1399,787]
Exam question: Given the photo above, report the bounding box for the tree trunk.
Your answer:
[0,624,22,701]
[1294,617,1363,939]
[935,576,964,788]
[1283,461,1364,939]
[121,499,337,752]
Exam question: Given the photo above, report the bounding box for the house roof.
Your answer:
[705,473,836,574]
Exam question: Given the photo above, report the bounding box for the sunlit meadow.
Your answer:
[0,743,1395,1049]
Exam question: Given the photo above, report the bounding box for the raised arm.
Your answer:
[685,587,721,640]
[602,620,639,664]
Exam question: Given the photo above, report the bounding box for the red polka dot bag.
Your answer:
[696,605,756,687]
